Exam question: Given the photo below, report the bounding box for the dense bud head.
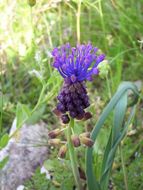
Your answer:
[71,135,81,147]
[58,145,67,158]
[48,129,61,139]
[56,81,90,119]
[61,114,70,124]
[80,136,94,147]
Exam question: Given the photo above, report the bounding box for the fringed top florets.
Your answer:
[52,42,105,83]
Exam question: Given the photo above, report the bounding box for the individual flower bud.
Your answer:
[80,136,94,147]
[28,0,36,7]
[76,114,85,120]
[48,129,61,139]
[83,112,92,121]
[71,135,80,147]
[80,132,90,138]
[53,108,62,117]
[49,139,61,146]
[61,114,70,124]
[58,145,67,158]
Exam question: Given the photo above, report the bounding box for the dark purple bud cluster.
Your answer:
[56,81,91,123]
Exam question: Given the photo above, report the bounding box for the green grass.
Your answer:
[0,0,143,189]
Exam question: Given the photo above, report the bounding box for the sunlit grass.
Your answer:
[0,0,143,189]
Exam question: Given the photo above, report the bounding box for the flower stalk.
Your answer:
[67,118,83,190]
[120,144,128,190]
[77,0,81,44]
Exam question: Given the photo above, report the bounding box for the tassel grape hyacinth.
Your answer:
[50,42,105,190]
[52,43,105,123]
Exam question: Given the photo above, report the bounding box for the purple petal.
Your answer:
[93,68,99,75]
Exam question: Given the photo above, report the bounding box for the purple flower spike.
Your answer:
[51,43,105,121]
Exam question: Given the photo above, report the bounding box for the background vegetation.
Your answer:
[0,0,143,189]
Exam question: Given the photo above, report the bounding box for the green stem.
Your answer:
[58,3,63,44]
[30,7,36,45]
[98,0,107,51]
[120,144,128,190]
[106,74,112,99]
[77,0,81,44]
[43,13,53,48]
[67,118,83,190]
[0,59,3,133]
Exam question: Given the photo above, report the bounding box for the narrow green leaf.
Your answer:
[0,133,9,149]
[0,156,9,170]
[100,92,128,189]
[101,105,136,181]
[27,105,46,125]
[16,103,31,128]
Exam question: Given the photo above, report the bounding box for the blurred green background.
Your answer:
[0,0,143,189]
